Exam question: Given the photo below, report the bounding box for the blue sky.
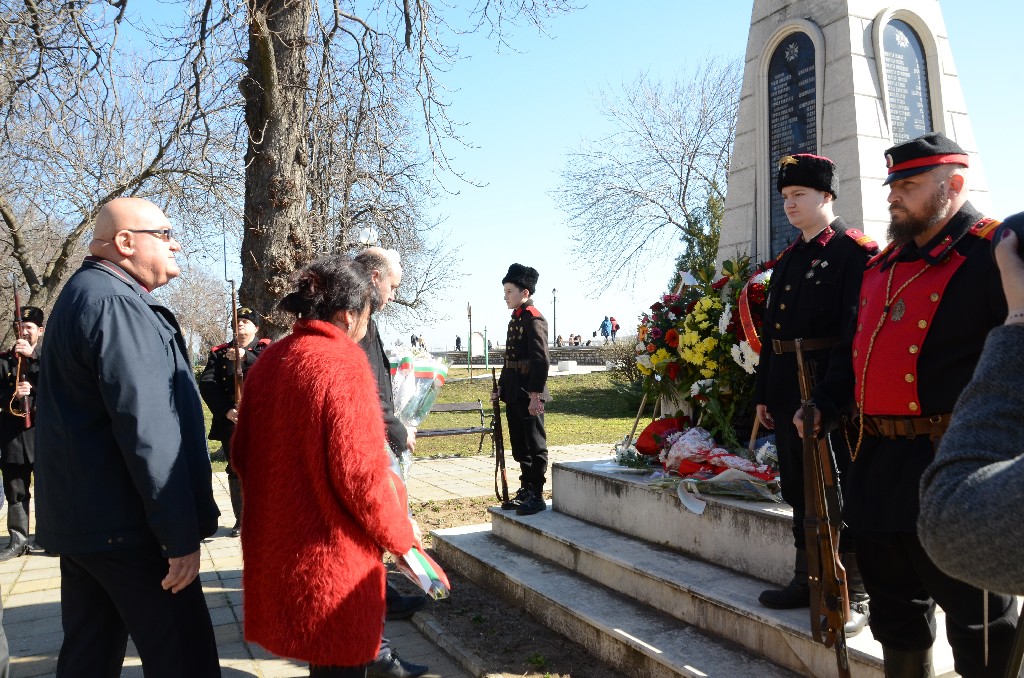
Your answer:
[380,1,1024,352]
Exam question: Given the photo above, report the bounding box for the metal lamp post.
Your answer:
[552,288,557,347]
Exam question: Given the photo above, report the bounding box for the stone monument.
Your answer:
[719,0,990,262]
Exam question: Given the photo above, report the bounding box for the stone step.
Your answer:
[552,460,795,586]
[432,522,802,678]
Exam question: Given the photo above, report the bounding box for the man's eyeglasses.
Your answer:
[123,228,174,242]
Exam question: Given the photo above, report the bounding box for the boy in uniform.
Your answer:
[494,264,550,516]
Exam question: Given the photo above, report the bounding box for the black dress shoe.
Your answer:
[386,592,428,620]
[367,650,428,678]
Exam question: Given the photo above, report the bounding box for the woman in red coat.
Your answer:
[233,255,416,677]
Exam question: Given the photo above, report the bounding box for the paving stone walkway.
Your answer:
[0,443,613,677]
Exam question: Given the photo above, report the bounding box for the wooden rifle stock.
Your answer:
[230,282,243,407]
[8,277,31,428]
[794,338,851,678]
[492,368,509,503]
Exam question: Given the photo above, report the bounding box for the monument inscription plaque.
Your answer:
[883,19,932,144]
[767,31,817,257]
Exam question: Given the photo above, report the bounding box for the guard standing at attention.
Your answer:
[804,132,1019,676]
[0,306,44,561]
[199,307,269,538]
[494,264,550,516]
[753,154,877,637]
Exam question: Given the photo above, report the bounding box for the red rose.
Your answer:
[666,362,680,380]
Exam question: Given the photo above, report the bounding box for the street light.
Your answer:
[551,288,557,347]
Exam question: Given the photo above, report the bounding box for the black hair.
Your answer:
[278,255,379,321]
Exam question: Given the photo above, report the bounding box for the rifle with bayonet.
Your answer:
[8,277,31,428]
[230,281,243,408]
[492,368,509,504]
[794,338,851,678]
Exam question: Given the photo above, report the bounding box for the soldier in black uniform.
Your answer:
[199,307,269,538]
[494,264,550,516]
[806,133,1019,676]
[0,306,44,561]
[753,154,877,636]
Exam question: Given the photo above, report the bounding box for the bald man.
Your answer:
[35,198,221,677]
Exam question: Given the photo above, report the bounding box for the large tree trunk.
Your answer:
[240,0,312,339]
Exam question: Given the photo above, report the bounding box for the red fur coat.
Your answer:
[232,319,415,667]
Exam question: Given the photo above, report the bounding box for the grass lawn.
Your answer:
[412,370,639,458]
[206,369,640,470]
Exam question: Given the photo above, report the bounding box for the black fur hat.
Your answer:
[777,153,838,198]
[19,306,43,326]
[502,263,539,294]
[236,307,260,325]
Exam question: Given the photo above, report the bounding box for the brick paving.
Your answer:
[0,443,612,677]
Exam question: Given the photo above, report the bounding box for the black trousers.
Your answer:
[1,462,31,520]
[857,531,1019,677]
[773,421,854,552]
[505,399,548,489]
[57,548,220,677]
[221,435,238,480]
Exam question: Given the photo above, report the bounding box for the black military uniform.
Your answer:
[818,133,1019,676]
[198,307,269,537]
[754,155,877,631]
[0,306,43,560]
[498,264,551,516]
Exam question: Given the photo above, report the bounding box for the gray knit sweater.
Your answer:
[919,324,1024,594]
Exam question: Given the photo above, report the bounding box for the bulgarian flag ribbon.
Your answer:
[738,279,762,355]
[399,545,452,600]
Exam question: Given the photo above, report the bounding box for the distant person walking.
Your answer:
[455,336,462,352]
[609,317,620,343]
[599,316,612,344]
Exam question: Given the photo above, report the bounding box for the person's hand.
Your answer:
[527,393,544,416]
[490,389,499,403]
[755,404,774,430]
[995,229,1024,323]
[792,407,822,439]
[226,408,239,423]
[406,427,417,453]
[13,338,32,357]
[162,549,200,593]
[14,380,31,398]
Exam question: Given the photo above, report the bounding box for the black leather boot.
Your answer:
[759,548,810,609]
[843,552,870,637]
[228,477,243,537]
[515,484,547,516]
[0,502,30,561]
[882,646,934,678]
[501,485,529,511]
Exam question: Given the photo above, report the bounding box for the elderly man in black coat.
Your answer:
[34,197,220,677]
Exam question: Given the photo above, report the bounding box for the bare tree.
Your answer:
[239,0,575,337]
[556,58,741,292]
[0,0,243,341]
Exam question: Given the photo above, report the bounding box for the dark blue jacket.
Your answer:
[34,258,219,557]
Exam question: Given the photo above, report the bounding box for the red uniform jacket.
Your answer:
[233,319,415,666]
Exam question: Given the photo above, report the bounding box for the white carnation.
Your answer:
[718,303,732,335]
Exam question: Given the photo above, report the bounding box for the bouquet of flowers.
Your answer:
[634,256,772,451]
[391,350,449,428]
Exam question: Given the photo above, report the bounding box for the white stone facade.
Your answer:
[719,0,989,264]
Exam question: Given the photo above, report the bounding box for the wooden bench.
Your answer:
[417,400,495,454]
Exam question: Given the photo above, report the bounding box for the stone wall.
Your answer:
[445,346,612,366]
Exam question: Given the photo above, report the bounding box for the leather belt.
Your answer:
[772,337,838,354]
[861,414,952,442]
